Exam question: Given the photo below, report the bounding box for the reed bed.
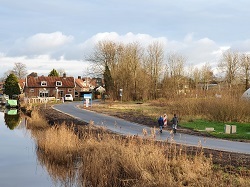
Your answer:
[150,95,250,123]
[28,110,250,187]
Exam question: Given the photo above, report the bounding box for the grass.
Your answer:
[27,110,250,187]
[95,97,250,141]
[181,119,250,140]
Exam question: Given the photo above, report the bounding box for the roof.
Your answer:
[18,79,25,89]
[75,78,85,88]
[26,76,75,88]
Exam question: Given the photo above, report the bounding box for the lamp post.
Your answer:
[43,88,47,108]
[55,87,58,102]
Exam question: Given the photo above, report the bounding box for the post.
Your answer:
[55,87,58,102]
[43,88,47,109]
[119,89,123,102]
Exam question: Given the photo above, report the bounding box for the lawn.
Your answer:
[181,119,250,140]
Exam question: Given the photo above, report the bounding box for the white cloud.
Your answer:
[2,31,250,79]
[0,54,89,78]
[8,32,74,57]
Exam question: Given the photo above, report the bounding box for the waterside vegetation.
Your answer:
[25,109,250,187]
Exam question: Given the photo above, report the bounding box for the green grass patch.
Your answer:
[181,119,250,140]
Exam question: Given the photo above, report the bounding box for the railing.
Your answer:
[25,97,56,104]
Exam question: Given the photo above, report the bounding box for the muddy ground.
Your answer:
[38,105,250,174]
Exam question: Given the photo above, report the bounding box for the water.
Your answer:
[0,108,61,187]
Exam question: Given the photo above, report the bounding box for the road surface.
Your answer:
[53,102,250,154]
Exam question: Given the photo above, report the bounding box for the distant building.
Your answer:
[24,73,75,99]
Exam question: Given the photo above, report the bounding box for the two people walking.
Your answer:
[158,113,178,134]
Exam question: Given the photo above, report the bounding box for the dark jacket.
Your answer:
[172,116,178,125]
[158,116,164,126]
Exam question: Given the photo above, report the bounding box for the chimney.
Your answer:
[78,76,81,79]
[63,72,66,78]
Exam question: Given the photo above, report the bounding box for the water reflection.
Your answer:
[36,148,80,187]
[1,107,92,187]
[4,108,21,130]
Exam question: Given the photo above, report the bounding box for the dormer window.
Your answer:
[56,81,62,86]
[41,81,47,86]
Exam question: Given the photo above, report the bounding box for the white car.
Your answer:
[64,94,73,102]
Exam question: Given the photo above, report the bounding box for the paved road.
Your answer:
[53,102,250,154]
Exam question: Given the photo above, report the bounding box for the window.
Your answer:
[39,92,49,97]
[68,89,72,92]
[56,81,62,86]
[41,81,47,86]
[30,89,34,92]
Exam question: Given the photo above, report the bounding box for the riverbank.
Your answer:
[25,106,250,186]
[36,104,250,171]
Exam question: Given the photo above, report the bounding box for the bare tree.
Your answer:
[218,50,240,87]
[87,40,118,74]
[240,54,250,90]
[167,53,186,95]
[12,62,28,79]
[201,62,213,90]
[192,67,201,89]
[87,40,120,99]
[145,41,164,99]
[57,68,65,77]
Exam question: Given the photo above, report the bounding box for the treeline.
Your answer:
[87,40,250,101]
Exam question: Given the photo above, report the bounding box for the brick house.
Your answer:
[24,74,75,99]
[75,76,92,99]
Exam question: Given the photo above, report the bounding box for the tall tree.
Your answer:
[167,53,186,96]
[201,62,213,90]
[12,62,28,79]
[145,41,164,99]
[240,54,250,90]
[87,40,119,99]
[48,69,59,77]
[4,73,21,98]
[103,65,114,96]
[218,50,240,87]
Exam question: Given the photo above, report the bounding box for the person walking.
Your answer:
[171,114,179,134]
[158,116,164,133]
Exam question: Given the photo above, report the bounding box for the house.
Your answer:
[24,74,75,100]
[18,79,25,94]
[89,77,104,89]
[75,76,92,99]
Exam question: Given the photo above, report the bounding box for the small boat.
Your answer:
[5,108,18,115]
[6,99,19,108]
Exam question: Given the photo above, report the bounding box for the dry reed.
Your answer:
[27,110,250,186]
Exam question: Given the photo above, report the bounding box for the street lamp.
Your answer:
[55,87,58,102]
[43,88,47,108]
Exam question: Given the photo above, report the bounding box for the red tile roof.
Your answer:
[26,76,75,88]
[75,78,84,87]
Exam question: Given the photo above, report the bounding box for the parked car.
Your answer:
[64,94,73,102]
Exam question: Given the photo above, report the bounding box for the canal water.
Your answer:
[0,108,72,187]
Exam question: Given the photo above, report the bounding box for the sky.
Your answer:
[1,0,250,78]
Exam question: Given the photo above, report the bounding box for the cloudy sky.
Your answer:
[1,0,250,78]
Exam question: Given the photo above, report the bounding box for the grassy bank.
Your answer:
[26,110,250,187]
[89,96,250,141]
[181,119,250,140]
